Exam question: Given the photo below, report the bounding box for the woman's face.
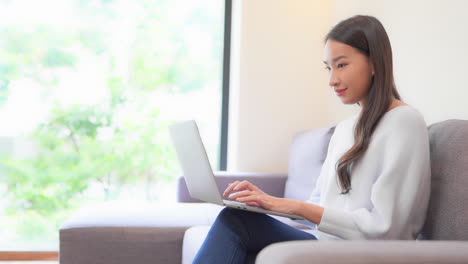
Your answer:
[323,39,374,107]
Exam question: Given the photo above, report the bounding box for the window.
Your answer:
[0,0,229,251]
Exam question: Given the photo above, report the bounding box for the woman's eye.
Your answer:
[337,63,347,68]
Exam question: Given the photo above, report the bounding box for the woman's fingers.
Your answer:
[233,180,258,192]
[233,180,251,191]
[236,194,264,205]
[234,180,266,195]
[224,180,253,197]
[227,190,253,199]
[223,181,240,197]
[224,180,266,198]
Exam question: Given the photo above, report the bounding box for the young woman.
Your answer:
[193,15,431,264]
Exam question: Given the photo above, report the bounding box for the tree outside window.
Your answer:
[0,0,224,249]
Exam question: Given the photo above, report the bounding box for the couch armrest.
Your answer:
[177,171,288,202]
[256,240,468,264]
[60,202,224,264]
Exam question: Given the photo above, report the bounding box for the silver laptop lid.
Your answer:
[168,120,224,206]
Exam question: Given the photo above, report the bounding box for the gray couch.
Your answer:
[59,119,468,263]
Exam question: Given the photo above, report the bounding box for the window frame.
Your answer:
[0,0,232,259]
[220,0,232,171]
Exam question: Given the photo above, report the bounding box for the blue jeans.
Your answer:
[193,207,318,264]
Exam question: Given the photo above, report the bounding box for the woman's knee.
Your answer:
[216,207,270,226]
[217,207,243,222]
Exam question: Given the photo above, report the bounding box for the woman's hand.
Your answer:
[223,180,300,215]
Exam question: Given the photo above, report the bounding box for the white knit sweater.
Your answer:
[305,105,431,240]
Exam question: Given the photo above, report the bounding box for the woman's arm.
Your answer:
[296,201,324,225]
[225,180,324,225]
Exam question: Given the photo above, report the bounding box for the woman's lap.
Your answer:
[219,208,317,251]
[193,207,317,264]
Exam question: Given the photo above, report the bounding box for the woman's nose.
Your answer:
[328,72,340,87]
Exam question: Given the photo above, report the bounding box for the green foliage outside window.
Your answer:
[0,0,223,245]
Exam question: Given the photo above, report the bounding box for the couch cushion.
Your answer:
[182,216,314,264]
[182,225,211,264]
[256,240,468,264]
[285,125,335,200]
[61,226,188,264]
[420,119,468,240]
[60,202,223,264]
[60,201,223,229]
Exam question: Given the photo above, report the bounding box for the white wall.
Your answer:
[228,0,332,173]
[330,0,468,125]
[228,0,468,173]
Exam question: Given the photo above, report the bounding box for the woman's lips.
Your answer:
[335,88,347,96]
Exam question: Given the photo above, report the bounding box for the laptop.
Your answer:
[168,120,304,220]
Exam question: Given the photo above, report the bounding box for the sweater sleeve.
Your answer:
[316,112,431,240]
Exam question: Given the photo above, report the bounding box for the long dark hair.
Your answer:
[325,15,401,194]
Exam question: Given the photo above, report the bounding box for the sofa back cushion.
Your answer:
[420,119,468,240]
[284,125,336,200]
